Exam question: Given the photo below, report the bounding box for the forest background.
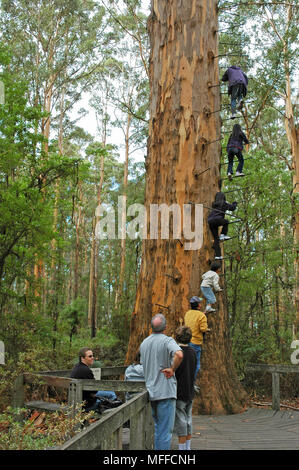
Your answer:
[0,0,298,447]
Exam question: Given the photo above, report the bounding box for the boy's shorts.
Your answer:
[174,400,193,436]
[201,286,216,304]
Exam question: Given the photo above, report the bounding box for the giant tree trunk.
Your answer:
[126,0,247,415]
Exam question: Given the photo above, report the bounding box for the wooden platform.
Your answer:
[171,408,299,450]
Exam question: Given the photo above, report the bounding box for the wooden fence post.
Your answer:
[145,401,154,450]
[130,408,145,450]
[272,372,280,411]
[68,380,83,416]
[12,374,24,408]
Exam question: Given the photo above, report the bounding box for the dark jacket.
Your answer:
[227,132,249,151]
[175,345,197,402]
[70,362,97,409]
[221,66,248,96]
[208,201,237,222]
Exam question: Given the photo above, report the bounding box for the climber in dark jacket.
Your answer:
[221,66,248,119]
[226,124,249,179]
[208,192,237,260]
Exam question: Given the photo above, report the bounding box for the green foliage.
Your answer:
[218,0,298,373]
[0,405,93,450]
[0,1,297,424]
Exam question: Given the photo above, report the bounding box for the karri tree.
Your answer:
[126,0,247,414]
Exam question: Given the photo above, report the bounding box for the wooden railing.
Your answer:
[59,390,153,450]
[245,363,299,411]
[12,367,154,450]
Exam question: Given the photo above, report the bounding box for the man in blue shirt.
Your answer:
[140,314,183,450]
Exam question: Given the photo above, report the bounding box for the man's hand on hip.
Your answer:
[161,367,175,379]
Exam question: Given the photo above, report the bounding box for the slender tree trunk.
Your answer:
[115,112,131,309]
[284,62,299,336]
[126,0,247,414]
[51,28,69,303]
[266,4,299,335]
[274,268,281,348]
[88,218,95,323]
[88,92,109,336]
[33,62,55,304]
[82,227,88,298]
[88,143,105,337]
[74,183,82,300]
[48,79,64,315]
[33,13,64,305]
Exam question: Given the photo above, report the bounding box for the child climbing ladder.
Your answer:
[200,262,222,312]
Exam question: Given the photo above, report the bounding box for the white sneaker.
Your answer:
[236,171,245,176]
[219,234,225,240]
[215,256,223,260]
[231,113,236,119]
[205,306,216,312]
[227,173,233,180]
[222,235,231,240]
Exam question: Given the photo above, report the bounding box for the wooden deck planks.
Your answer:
[171,408,299,450]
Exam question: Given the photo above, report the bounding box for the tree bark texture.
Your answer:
[126,0,247,414]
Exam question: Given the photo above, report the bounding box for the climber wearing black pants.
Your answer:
[209,218,229,259]
[208,192,237,260]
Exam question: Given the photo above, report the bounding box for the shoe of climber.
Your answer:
[194,385,200,394]
[205,305,216,313]
[215,256,223,260]
[236,171,245,176]
[227,172,233,180]
[220,234,230,241]
[231,113,236,119]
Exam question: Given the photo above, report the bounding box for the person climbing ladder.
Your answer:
[221,65,248,119]
[200,262,222,312]
[184,296,210,388]
[227,124,249,180]
[208,192,237,260]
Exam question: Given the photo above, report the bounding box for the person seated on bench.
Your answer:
[124,352,144,401]
[70,347,117,411]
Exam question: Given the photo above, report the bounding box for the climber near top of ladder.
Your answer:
[207,192,238,260]
[227,123,249,180]
[221,65,248,119]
